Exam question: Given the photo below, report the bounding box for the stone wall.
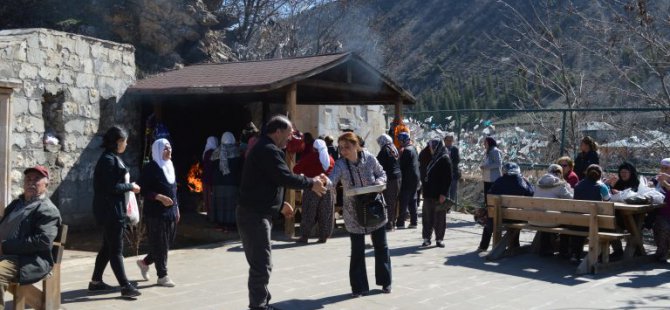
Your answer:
[318,105,388,155]
[0,28,139,227]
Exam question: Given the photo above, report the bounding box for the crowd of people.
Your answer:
[476,136,670,267]
[2,115,669,310]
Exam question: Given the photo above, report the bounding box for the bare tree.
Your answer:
[224,0,290,46]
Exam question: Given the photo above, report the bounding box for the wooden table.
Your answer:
[614,203,662,259]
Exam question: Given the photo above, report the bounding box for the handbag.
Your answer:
[346,159,386,228]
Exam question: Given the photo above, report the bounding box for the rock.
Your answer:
[18,63,38,79]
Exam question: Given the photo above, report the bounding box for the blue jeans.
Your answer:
[349,226,392,294]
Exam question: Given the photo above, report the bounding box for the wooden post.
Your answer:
[285,83,298,237]
[491,195,503,246]
[394,97,403,121]
[0,86,15,215]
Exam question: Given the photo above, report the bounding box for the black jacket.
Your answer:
[212,156,243,186]
[447,145,461,179]
[422,156,453,199]
[92,150,134,225]
[488,174,535,197]
[376,145,400,180]
[574,150,599,180]
[138,161,179,220]
[239,135,314,215]
[400,145,421,192]
[1,196,61,284]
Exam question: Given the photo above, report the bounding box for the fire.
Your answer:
[187,162,203,193]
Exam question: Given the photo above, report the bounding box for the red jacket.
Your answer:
[293,152,334,177]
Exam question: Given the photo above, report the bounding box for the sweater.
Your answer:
[139,161,179,220]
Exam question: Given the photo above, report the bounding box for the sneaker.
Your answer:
[475,248,486,253]
[421,239,431,247]
[157,276,176,287]
[408,224,418,229]
[88,281,115,292]
[120,284,141,299]
[316,238,327,244]
[136,259,150,281]
[382,285,392,294]
[436,241,445,248]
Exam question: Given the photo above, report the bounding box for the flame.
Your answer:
[187,162,203,193]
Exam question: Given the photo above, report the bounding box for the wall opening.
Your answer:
[42,91,66,151]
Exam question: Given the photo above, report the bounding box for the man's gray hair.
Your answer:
[265,115,293,134]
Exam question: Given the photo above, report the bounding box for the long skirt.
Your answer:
[212,185,239,226]
[300,189,334,240]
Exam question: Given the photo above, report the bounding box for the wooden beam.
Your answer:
[299,79,395,96]
[285,84,297,238]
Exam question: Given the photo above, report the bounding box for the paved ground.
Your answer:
[15,212,670,310]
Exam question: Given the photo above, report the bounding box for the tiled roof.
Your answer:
[128,53,350,94]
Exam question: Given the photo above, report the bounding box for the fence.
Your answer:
[388,107,670,177]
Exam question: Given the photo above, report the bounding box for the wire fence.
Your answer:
[387,107,670,177]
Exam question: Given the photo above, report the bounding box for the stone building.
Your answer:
[0,28,139,226]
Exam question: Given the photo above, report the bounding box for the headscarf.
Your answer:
[376,134,398,159]
[426,139,448,178]
[211,132,239,175]
[398,131,411,148]
[202,136,218,160]
[662,158,670,168]
[313,139,330,172]
[152,138,175,184]
[613,161,640,191]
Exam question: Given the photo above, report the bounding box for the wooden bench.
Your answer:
[486,195,628,274]
[9,224,68,310]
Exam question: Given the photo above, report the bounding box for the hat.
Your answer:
[24,165,49,178]
[661,158,670,167]
[548,164,562,174]
[502,162,521,175]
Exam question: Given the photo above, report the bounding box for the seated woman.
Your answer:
[556,156,579,188]
[567,165,611,263]
[652,158,670,263]
[533,164,573,255]
[605,161,641,258]
[607,161,641,194]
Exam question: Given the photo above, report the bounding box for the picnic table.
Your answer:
[486,194,662,274]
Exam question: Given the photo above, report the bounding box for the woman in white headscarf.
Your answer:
[202,136,218,220]
[137,138,179,287]
[210,132,243,229]
[293,139,335,243]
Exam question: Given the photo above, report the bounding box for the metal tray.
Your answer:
[344,184,386,197]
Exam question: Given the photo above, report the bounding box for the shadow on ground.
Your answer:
[273,291,387,310]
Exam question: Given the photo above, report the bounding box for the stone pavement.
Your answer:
[23,213,670,310]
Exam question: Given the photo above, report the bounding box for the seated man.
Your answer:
[0,166,61,309]
[478,162,534,251]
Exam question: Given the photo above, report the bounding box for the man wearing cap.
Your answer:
[478,162,534,252]
[0,166,61,309]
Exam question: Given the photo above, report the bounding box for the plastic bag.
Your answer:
[126,192,140,225]
[611,188,636,202]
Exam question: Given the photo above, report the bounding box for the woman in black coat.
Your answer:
[573,136,600,180]
[89,126,142,298]
[421,139,452,248]
[137,138,180,287]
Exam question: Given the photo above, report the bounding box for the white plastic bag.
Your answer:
[126,192,140,225]
[611,188,635,202]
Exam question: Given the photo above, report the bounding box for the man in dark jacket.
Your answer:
[396,132,421,229]
[0,166,61,308]
[237,115,328,310]
[444,133,461,207]
[478,162,534,252]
